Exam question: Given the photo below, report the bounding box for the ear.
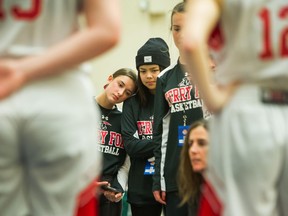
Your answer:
[107,75,114,82]
[104,75,114,89]
[103,75,114,89]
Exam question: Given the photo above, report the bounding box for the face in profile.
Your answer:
[105,75,136,104]
[188,125,209,173]
[171,12,185,50]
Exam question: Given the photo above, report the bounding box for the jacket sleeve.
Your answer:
[121,98,155,159]
[152,77,169,192]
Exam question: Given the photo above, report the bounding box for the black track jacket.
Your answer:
[152,61,204,193]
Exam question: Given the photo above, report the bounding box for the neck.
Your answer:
[95,93,115,109]
[149,89,156,95]
[178,54,186,65]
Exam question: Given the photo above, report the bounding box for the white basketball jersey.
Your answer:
[0,0,80,57]
[214,0,288,84]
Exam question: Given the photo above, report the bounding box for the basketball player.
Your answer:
[182,0,288,216]
[0,0,120,215]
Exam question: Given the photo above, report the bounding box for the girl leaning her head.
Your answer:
[97,68,138,109]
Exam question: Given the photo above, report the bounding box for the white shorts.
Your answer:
[0,69,101,216]
[206,84,288,216]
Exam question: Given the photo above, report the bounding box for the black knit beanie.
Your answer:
[136,37,170,69]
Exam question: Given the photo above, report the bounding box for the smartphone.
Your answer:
[101,185,121,193]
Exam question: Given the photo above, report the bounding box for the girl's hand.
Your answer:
[206,81,241,114]
[0,59,26,99]
[153,190,166,205]
[103,191,123,202]
[95,181,109,195]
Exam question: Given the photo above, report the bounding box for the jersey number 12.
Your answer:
[259,6,288,59]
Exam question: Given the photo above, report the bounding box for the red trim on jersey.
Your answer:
[75,179,99,216]
[208,23,224,52]
[198,180,223,216]
[12,0,41,20]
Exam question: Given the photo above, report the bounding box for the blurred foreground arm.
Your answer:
[182,0,237,113]
[0,0,121,99]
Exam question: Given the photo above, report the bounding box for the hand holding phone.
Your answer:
[101,185,121,193]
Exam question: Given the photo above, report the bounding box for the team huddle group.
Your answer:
[0,0,287,216]
[95,2,213,216]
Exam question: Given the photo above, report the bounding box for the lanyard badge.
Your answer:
[144,157,155,175]
[178,113,189,146]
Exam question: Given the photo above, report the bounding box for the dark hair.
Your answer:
[77,0,84,12]
[178,119,209,206]
[109,68,138,94]
[170,2,185,31]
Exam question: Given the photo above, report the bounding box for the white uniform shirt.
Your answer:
[0,0,80,57]
[214,0,288,85]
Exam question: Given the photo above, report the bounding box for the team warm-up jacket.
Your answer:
[152,61,204,193]
[97,103,126,192]
[121,94,159,205]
